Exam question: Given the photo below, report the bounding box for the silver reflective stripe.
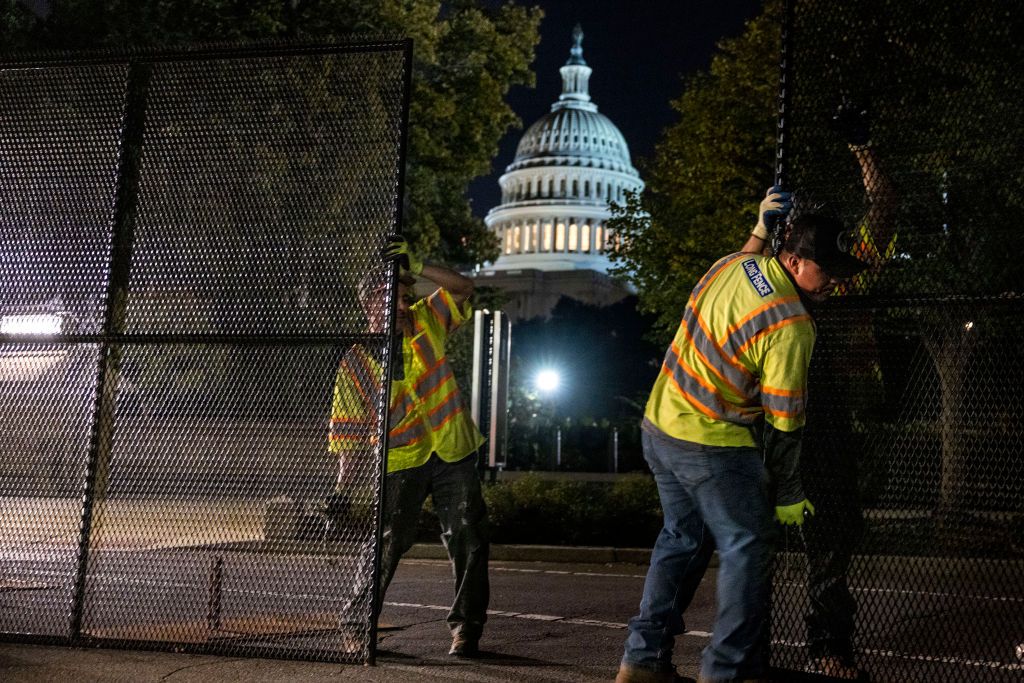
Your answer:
[428,290,453,330]
[721,299,808,361]
[388,391,416,426]
[412,334,438,369]
[761,389,805,419]
[691,253,745,301]
[680,305,756,396]
[416,362,452,399]
[427,389,462,430]
[663,346,759,425]
[390,419,429,448]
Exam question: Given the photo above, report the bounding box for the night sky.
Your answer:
[469,0,763,216]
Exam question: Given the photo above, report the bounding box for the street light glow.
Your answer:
[1,314,62,336]
[535,369,561,394]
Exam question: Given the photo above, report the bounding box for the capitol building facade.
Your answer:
[474,25,644,321]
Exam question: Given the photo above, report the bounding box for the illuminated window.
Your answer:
[513,224,521,253]
[595,224,604,253]
[555,221,565,251]
[568,222,579,252]
[542,221,552,251]
[504,226,512,254]
[581,223,591,252]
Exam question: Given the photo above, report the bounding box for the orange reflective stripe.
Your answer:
[389,415,423,439]
[389,421,428,448]
[661,363,722,420]
[428,290,454,330]
[761,385,806,419]
[732,314,812,360]
[412,333,437,369]
[679,306,754,397]
[663,347,759,425]
[426,390,462,429]
[691,253,746,303]
[721,296,801,345]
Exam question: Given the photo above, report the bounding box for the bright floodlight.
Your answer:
[1,314,62,335]
[535,369,561,394]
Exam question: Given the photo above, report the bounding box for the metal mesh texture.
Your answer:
[0,43,410,664]
[771,2,1024,680]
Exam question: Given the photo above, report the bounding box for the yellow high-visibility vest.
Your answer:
[329,288,484,474]
[645,253,816,447]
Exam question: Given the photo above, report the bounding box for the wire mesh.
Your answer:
[0,43,409,664]
[772,1,1024,680]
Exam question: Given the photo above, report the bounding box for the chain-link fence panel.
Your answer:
[771,1,1024,680]
[0,43,410,664]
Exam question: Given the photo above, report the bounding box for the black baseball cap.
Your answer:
[784,213,869,279]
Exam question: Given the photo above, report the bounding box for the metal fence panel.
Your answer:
[0,43,410,664]
[772,1,1024,680]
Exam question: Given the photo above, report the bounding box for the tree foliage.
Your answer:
[1,0,541,266]
[607,2,780,338]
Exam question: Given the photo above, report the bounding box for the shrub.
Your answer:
[418,474,663,547]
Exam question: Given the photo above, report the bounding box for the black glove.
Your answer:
[831,100,871,148]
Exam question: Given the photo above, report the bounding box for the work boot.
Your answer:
[449,633,479,657]
[615,663,691,683]
[806,655,868,681]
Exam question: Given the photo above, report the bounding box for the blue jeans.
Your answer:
[622,428,775,681]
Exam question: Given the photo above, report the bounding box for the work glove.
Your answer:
[753,185,793,240]
[831,100,871,149]
[775,498,815,526]
[382,234,423,275]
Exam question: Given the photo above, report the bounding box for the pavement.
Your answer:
[0,546,667,683]
[3,544,1024,683]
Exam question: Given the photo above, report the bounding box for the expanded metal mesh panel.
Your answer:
[772,2,1024,680]
[126,52,404,335]
[0,344,101,637]
[0,64,125,333]
[0,43,409,664]
[79,344,383,660]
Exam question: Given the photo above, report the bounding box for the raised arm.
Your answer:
[384,235,474,306]
[833,101,896,263]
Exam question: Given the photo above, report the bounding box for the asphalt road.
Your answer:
[2,552,1024,682]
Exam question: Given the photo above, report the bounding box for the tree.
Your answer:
[607,2,780,339]
[1,0,541,266]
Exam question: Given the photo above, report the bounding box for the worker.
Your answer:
[615,189,869,683]
[330,235,488,658]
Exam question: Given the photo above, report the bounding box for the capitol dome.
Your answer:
[481,24,644,275]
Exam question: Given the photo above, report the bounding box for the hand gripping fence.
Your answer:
[0,41,412,664]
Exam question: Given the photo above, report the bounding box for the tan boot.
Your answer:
[614,663,678,683]
[808,655,866,680]
[448,633,479,657]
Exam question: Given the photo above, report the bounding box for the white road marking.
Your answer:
[386,602,1024,672]
[402,559,647,579]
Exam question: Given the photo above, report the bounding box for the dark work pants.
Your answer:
[802,445,865,661]
[378,452,490,639]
